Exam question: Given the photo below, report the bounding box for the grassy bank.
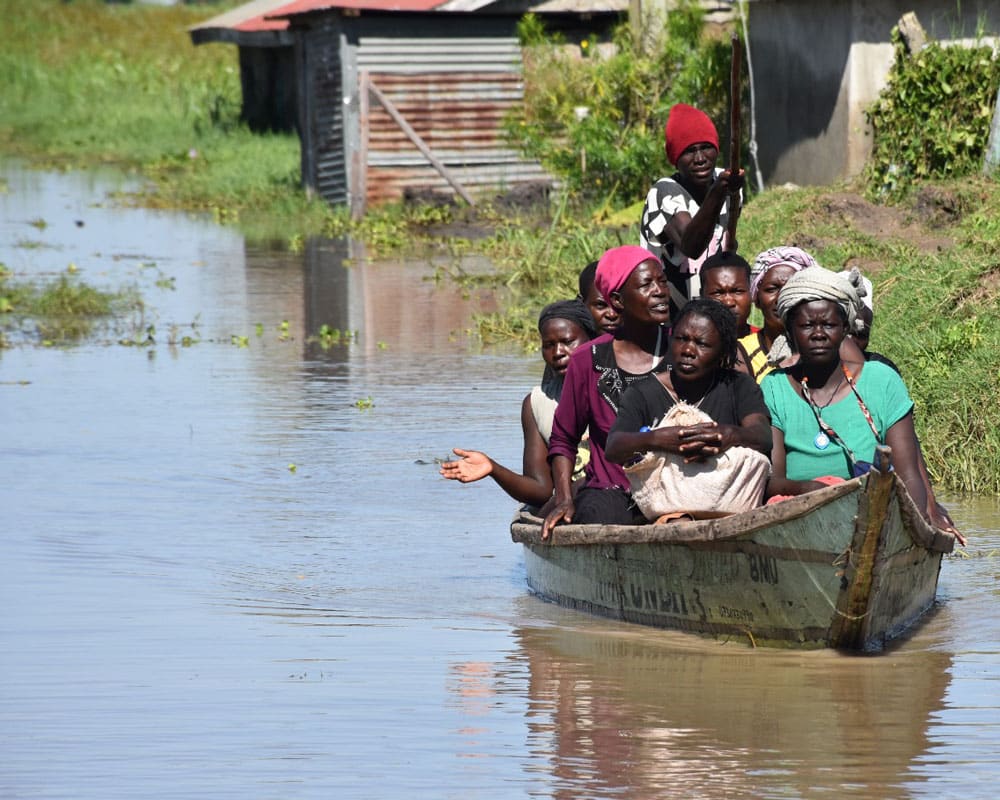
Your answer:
[2,0,998,493]
[0,0,331,240]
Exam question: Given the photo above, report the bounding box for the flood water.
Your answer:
[2,162,999,799]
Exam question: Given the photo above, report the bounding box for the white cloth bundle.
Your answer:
[624,402,770,521]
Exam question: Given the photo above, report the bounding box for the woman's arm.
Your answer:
[665,171,742,259]
[712,413,773,454]
[884,411,929,518]
[542,455,576,540]
[606,426,684,464]
[765,426,832,498]
[440,396,554,507]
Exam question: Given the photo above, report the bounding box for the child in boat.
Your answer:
[605,298,772,522]
[441,299,596,508]
[640,103,744,318]
[700,250,756,338]
[542,246,671,537]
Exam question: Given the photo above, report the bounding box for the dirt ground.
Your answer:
[802,187,958,276]
[408,180,969,264]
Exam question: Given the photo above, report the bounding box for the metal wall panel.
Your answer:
[358,36,549,205]
[302,17,348,206]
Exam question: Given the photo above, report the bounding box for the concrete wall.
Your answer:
[748,0,1000,187]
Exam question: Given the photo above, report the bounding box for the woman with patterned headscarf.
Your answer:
[738,246,819,382]
[760,267,960,538]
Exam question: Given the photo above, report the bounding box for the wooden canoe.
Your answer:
[510,447,957,651]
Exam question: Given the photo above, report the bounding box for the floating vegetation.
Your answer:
[311,324,358,349]
[354,396,374,410]
[118,325,156,347]
[0,264,144,346]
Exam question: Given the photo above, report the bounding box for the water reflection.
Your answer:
[502,620,951,798]
[3,161,1000,800]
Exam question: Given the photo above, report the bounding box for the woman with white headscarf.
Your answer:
[760,266,959,537]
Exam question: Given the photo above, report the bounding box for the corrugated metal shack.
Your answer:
[191,0,626,214]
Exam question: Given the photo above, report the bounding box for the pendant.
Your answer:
[814,431,831,450]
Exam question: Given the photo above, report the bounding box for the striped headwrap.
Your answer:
[749,246,819,301]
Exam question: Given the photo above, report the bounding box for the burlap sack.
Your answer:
[624,402,770,521]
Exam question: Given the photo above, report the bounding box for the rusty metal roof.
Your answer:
[268,0,450,17]
[190,0,450,39]
[192,0,625,39]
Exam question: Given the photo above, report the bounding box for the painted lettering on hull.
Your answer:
[626,583,690,616]
[748,553,779,585]
[687,552,741,585]
[718,605,755,623]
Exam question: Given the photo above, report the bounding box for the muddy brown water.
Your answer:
[2,164,999,799]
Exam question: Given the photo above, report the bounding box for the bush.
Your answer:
[507,3,733,205]
[865,29,1000,199]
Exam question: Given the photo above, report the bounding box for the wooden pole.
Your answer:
[352,70,370,220]
[726,32,742,251]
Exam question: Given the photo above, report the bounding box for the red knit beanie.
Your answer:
[664,103,719,166]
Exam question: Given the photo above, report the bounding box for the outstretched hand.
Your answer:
[440,448,492,484]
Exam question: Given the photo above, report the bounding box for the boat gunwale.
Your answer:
[511,473,955,554]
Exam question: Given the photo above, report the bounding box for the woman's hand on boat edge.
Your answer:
[930,501,966,545]
[542,499,574,540]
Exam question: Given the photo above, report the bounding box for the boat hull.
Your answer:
[511,466,955,650]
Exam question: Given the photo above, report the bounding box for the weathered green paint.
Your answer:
[511,467,955,651]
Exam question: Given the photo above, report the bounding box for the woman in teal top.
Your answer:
[761,266,957,535]
[762,358,912,482]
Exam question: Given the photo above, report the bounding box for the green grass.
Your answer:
[0,0,330,241]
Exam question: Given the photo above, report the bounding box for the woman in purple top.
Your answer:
[543,246,671,538]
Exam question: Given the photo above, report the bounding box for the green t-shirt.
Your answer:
[761,361,914,480]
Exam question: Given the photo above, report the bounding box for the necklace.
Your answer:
[800,369,845,450]
[801,370,845,408]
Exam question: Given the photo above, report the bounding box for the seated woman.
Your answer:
[542,246,672,538]
[740,246,819,382]
[440,299,596,507]
[605,298,773,521]
[760,267,959,536]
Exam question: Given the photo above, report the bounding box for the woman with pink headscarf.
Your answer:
[543,246,670,538]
